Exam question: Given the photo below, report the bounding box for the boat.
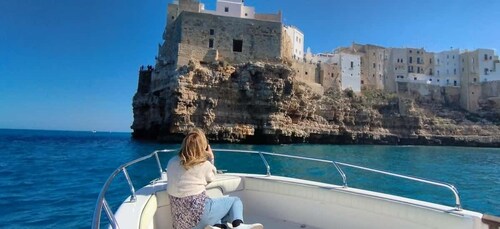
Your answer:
[92,149,500,229]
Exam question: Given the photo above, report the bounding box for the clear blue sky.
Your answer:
[1,0,499,132]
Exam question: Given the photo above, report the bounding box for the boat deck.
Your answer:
[245,214,321,229]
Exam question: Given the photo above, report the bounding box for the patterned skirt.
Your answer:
[169,192,208,229]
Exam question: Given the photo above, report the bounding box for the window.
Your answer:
[430,58,432,64]
[224,7,229,12]
[171,16,175,20]
[485,68,489,75]
[437,79,440,82]
[245,13,248,16]
[454,80,457,86]
[485,54,488,60]
[372,74,375,78]
[430,78,432,81]
[473,78,477,82]
[437,70,440,76]
[208,39,214,48]
[462,68,464,72]
[210,29,215,35]
[373,63,376,68]
[454,69,456,75]
[351,61,354,68]
[414,77,417,81]
[361,80,364,84]
[409,57,413,63]
[233,39,243,52]
[490,56,493,60]
[417,57,420,64]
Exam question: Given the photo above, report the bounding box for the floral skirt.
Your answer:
[169,192,208,229]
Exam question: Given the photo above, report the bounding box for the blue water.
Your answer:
[0,129,499,228]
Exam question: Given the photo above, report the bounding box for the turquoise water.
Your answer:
[0,129,499,228]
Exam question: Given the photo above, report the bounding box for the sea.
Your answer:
[0,129,498,228]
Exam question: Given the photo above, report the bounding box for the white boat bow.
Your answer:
[92,149,500,229]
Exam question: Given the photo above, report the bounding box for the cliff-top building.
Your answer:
[284,25,305,61]
[158,0,287,69]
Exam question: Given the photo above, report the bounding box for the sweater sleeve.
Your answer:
[205,162,217,183]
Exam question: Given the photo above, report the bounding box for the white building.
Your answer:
[315,52,361,92]
[202,0,255,19]
[434,49,461,87]
[476,49,500,82]
[284,25,304,60]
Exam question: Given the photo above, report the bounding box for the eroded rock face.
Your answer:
[132,62,500,146]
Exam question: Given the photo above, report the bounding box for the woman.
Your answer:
[167,128,263,229]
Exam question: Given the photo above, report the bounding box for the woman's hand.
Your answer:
[206,144,214,163]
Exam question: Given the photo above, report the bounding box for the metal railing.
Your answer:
[92,149,462,229]
[92,149,176,229]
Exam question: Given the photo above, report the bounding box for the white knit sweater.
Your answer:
[166,156,217,198]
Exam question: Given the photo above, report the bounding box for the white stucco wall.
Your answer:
[340,53,361,92]
[434,49,461,87]
[216,0,243,18]
[284,26,304,60]
[477,49,500,82]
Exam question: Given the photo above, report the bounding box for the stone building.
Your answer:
[460,49,500,112]
[314,52,361,92]
[147,0,291,92]
[386,48,408,92]
[346,43,387,91]
[385,48,434,91]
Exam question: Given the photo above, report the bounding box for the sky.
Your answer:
[0,0,499,132]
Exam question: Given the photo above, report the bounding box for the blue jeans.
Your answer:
[193,196,244,229]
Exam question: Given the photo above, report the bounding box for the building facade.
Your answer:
[284,25,304,61]
[460,49,500,111]
[434,49,460,87]
[314,52,361,92]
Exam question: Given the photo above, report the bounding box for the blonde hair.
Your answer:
[179,128,209,170]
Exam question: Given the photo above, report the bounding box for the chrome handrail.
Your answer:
[212,149,461,209]
[93,149,462,229]
[92,149,175,229]
[335,162,462,210]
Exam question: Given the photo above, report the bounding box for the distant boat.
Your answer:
[92,130,97,133]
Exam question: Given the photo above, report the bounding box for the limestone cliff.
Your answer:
[132,62,500,146]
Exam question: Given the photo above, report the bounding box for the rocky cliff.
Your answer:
[132,62,500,146]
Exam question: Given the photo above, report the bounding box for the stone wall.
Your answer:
[166,11,283,66]
[137,70,152,94]
[177,43,219,66]
[255,12,281,22]
[397,82,461,107]
[319,63,340,91]
[481,81,500,98]
[291,61,318,83]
